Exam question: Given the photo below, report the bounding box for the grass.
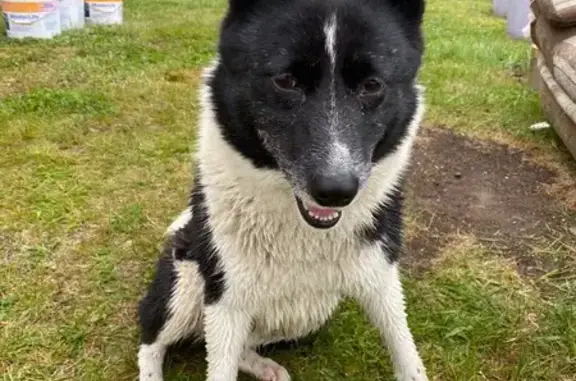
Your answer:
[1,0,575,380]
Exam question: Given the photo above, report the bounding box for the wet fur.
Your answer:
[137,1,428,380]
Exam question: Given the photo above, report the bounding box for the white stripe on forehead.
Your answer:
[323,13,352,172]
[323,13,337,68]
[323,12,338,129]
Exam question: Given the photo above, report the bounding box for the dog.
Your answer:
[137,0,428,380]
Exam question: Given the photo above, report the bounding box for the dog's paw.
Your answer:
[259,361,291,381]
[401,376,428,381]
[397,367,428,381]
[139,370,163,381]
[259,359,290,381]
[239,349,291,381]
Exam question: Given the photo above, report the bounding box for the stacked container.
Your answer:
[85,0,122,25]
[2,0,61,39]
[506,0,530,39]
[2,0,123,38]
[59,0,84,30]
[493,0,508,18]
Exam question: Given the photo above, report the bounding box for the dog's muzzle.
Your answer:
[295,170,359,229]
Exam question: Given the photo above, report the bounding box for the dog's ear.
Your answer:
[224,0,273,25]
[227,0,272,16]
[398,0,425,21]
[228,0,258,13]
[372,0,425,23]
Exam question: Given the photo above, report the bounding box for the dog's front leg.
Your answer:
[204,304,252,381]
[355,262,428,381]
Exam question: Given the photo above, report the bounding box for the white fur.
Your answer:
[138,342,166,381]
[164,207,192,236]
[161,260,204,343]
[323,12,346,169]
[239,350,291,381]
[138,58,428,381]
[326,140,355,176]
[204,304,252,381]
[138,260,204,381]
[352,246,428,380]
[324,13,337,68]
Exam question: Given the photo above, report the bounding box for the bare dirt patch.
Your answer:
[405,127,576,274]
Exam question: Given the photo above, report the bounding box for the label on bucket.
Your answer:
[2,1,58,13]
[2,1,61,39]
[85,0,123,25]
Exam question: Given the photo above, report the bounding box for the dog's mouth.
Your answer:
[295,197,342,229]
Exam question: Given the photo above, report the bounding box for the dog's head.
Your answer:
[209,0,425,229]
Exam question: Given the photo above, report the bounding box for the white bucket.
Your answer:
[59,0,84,30]
[2,0,61,39]
[493,0,508,18]
[85,0,122,25]
[507,0,530,39]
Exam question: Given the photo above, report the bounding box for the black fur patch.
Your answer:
[210,0,426,177]
[358,185,404,263]
[208,68,279,170]
[138,176,226,344]
[171,177,225,305]
[138,253,177,344]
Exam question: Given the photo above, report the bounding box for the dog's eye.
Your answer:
[273,74,298,90]
[360,78,385,95]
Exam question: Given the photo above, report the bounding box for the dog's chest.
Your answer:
[228,256,347,344]
[205,178,370,342]
[214,213,363,343]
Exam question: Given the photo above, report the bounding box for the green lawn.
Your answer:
[1,1,575,380]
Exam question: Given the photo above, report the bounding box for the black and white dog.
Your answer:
[138,0,428,380]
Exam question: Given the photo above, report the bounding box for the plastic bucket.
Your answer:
[493,0,508,18]
[85,0,122,25]
[507,0,530,39]
[1,0,61,39]
[59,0,84,30]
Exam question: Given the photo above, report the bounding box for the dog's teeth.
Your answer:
[306,208,341,223]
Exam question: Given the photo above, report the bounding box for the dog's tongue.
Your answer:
[308,206,337,218]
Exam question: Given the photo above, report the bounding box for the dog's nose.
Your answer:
[309,172,359,207]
